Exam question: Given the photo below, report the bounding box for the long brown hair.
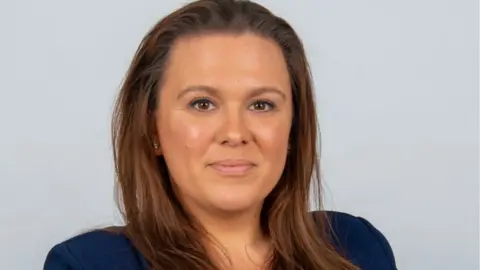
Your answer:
[112,0,358,269]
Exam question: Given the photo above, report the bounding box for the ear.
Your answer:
[153,139,162,156]
[151,112,162,156]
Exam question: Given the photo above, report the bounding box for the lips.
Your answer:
[208,159,255,175]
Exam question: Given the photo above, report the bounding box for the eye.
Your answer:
[249,100,276,111]
[189,98,216,111]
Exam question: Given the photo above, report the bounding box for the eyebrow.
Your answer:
[176,85,287,100]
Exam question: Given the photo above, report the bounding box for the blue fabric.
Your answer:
[44,211,396,269]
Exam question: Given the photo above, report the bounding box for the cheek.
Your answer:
[251,117,291,148]
[249,118,290,192]
[159,114,214,154]
[156,113,217,192]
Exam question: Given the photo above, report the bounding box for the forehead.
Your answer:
[161,33,291,93]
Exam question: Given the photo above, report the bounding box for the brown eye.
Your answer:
[249,100,276,111]
[190,98,216,111]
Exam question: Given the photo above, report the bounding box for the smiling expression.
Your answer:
[155,33,293,213]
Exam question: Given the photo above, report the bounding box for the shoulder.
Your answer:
[44,214,396,270]
[313,210,397,270]
[43,227,146,270]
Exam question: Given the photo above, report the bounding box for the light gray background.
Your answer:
[0,0,478,269]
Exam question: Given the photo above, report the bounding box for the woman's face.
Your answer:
[155,33,292,214]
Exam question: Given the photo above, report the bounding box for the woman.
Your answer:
[44,0,396,269]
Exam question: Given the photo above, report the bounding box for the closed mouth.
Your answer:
[208,160,256,175]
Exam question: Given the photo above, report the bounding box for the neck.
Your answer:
[188,204,271,269]
[194,205,266,247]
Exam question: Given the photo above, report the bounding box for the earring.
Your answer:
[153,142,159,149]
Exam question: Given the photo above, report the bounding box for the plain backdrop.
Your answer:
[0,0,478,269]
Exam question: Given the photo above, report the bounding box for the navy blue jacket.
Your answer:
[44,211,397,269]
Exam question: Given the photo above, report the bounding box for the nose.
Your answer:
[217,109,252,147]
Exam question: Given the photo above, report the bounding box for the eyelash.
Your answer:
[189,97,216,111]
[250,99,276,111]
[188,98,277,112]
